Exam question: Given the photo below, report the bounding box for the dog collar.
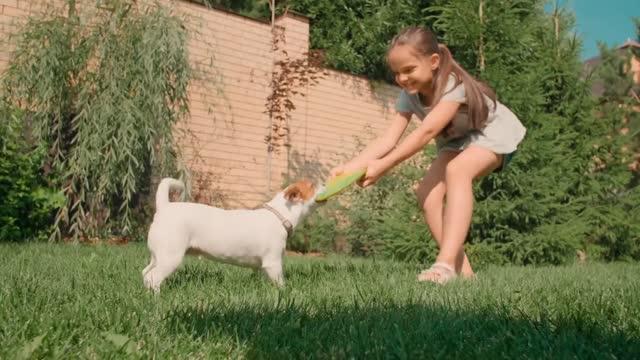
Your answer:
[262,204,294,238]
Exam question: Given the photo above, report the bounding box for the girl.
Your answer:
[330,26,526,284]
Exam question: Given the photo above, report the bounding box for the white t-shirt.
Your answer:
[395,74,527,154]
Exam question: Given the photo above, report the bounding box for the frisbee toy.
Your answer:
[316,168,366,202]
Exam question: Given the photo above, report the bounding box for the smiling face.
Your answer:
[387,44,440,96]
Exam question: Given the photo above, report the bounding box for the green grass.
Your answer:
[0,243,639,359]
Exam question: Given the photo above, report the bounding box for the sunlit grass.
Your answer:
[1,243,638,359]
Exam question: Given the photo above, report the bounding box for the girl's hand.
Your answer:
[360,158,393,188]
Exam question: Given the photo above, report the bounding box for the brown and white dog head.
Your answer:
[283,180,316,203]
[280,179,325,218]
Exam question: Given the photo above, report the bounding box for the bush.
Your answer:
[0,109,64,241]
[288,202,340,254]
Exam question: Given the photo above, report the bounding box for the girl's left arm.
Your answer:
[361,101,461,187]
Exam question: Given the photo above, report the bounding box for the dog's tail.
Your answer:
[155,178,185,210]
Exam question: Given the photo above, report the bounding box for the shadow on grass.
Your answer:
[161,264,236,288]
[165,298,640,359]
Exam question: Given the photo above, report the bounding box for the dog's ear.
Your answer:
[284,184,302,202]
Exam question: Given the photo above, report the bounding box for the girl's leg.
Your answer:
[420,146,501,282]
[416,150,474,278]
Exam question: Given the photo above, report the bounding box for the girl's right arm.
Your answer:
[330,111,411,177]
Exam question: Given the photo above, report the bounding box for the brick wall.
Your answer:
[0,0,401,208]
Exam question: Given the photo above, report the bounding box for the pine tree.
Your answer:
[432,0,638,264]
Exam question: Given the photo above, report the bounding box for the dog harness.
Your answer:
[262,204,293,238]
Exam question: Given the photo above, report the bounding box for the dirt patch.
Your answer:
[285,250,324,258]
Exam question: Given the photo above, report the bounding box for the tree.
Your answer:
[1,1,191,241]
[198,0,270,19]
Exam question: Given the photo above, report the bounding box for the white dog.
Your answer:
[142,177,324,292]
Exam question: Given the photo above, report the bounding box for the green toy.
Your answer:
[316,168,366,202]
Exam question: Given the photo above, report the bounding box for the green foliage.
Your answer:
[1,1,191,240]
[632,18,640,180]
[341,160,435,262]
[582,26,640,261]
[595,44,637,102]
[282,0,436,80]
[581,189,640,261]
[200,0,270,19]
[288,202,340,253]
[0,108,64,241]
[450,1,636,264]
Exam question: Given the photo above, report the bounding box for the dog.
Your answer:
[142,177,324,292]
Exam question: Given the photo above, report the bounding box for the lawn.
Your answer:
[1,243,639,359]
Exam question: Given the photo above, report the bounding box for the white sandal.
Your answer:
[417,262,458,284]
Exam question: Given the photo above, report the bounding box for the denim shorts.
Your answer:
[496,151,516,172]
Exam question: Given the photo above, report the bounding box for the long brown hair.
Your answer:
[388,26,496,130]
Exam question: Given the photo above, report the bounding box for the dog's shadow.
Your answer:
[162,262,263,289]
[162,259,358,290]
[164,298,639,358]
